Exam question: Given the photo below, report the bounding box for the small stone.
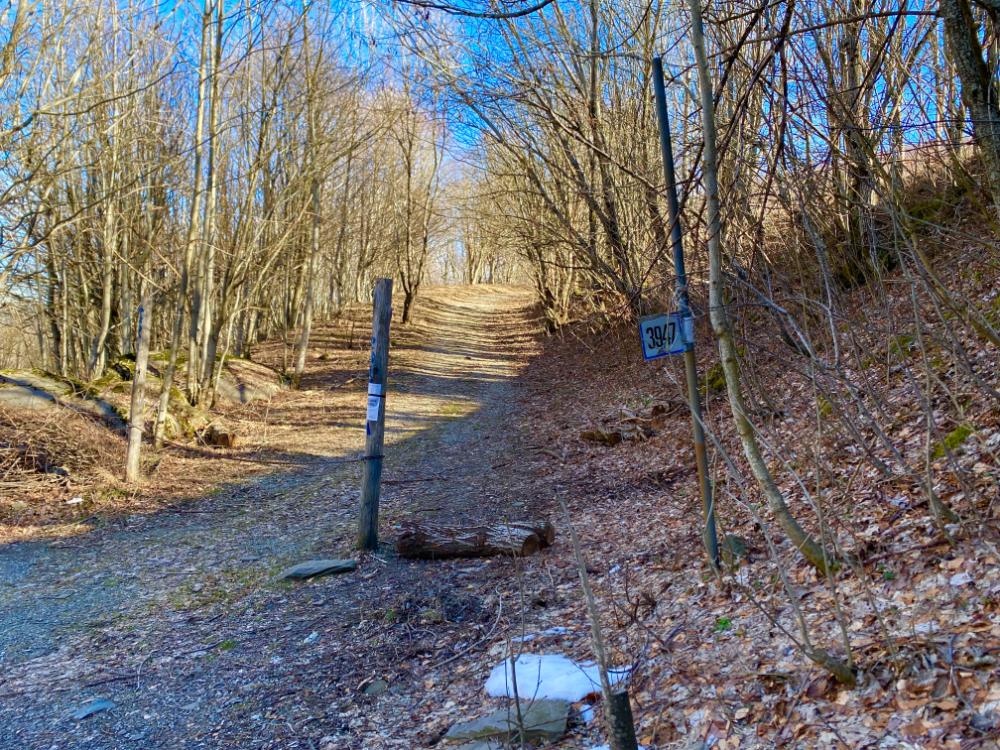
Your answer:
[445,699,570,744]
[302,631,319,645]
[721,534,750,566]
[949,571,973,587]
[277,559,357,580]
[419,608,443,624]
[580,428,623,446]
[971,712,997,732]
[363,678,389,696]
[202,424,237,448]
[71,698,116,720]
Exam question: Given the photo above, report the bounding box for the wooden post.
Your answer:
[125,285,153,483]
[357,278,393,550]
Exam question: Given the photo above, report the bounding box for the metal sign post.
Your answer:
[652,56,720,570]
[357,278,392,551]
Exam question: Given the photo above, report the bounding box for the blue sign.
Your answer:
[639,311,692,360]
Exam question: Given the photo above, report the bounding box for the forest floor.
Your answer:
[1,282,999,750]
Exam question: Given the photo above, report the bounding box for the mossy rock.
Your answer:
[109,355,137,382]
[216,360,283,404]
[150,350,188,367]
[166,392,210,437]
[721,534,750,567]
[888,334,916,360]
[906,194,955,224]
[817,395,834,419]
[700,346,747,397]
[701,361,727,396]
[932,423,975,459]
[985,296,1000,329]
[0,369,126,430]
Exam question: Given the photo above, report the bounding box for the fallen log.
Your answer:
[396,520,555,560]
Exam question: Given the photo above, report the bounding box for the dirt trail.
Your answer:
[0,286,541,750]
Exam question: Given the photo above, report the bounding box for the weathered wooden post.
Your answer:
[652,56,721,570]
[357,278,393,551]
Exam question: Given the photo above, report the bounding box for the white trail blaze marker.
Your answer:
[639,311,692,360]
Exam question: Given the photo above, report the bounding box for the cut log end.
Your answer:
[395,520,555,560]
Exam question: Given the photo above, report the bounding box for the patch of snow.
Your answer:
[66,497,84,505]
[485,653,630,702]
[950,572,973,587]
[579,704,595,723]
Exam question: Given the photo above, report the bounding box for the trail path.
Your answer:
[0,286,542,750]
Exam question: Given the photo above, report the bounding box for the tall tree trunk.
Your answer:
[89,203,115,379]
[294,9,320,383]
[840,9,875,281]
[685,0,834,575]
[294,202,318,382]
[941,0,1000,208]
[153,0,213,445]
[189,0,224,404]
[126,283,153,483]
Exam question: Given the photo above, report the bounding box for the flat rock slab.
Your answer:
[0,372,126,431]
[277,559,357,580]
[0,384,59,410]
[445,699,570,744]
[71,698,116,720]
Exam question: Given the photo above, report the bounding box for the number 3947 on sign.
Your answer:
[639,312,691,360]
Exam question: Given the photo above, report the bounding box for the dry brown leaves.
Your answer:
[442,243,1000,748]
